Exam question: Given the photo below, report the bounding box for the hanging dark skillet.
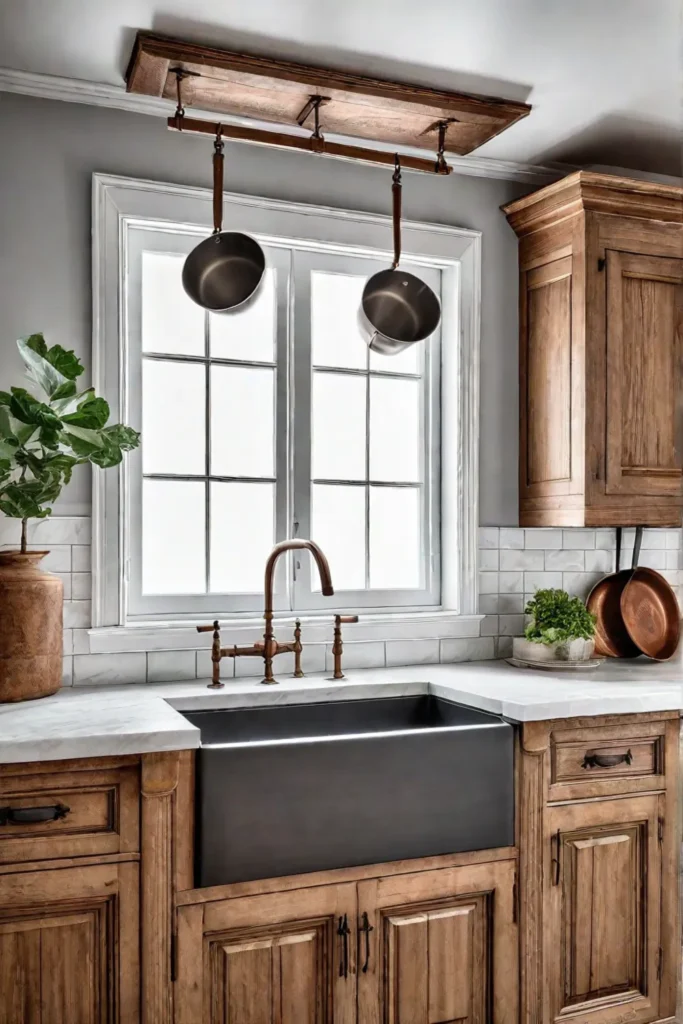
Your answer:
[359,155,441,355]
[183,128,266,313]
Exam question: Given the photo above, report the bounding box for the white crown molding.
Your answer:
[0,64,564,184]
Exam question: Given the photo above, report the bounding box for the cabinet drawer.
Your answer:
[550,720,667,798]
[0,765,139,863]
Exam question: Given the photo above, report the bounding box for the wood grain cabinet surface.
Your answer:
[174,853,518,1024]
[519,712,679,1024]
[0,860,140,1024]
[504,171,683,527]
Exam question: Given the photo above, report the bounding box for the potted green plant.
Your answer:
[0,334,140,702]
[513,588,597,663]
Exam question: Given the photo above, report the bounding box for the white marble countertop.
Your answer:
[0,659,681,764]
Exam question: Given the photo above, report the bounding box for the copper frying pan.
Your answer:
[586,527,642,658]
[621,565,680,660]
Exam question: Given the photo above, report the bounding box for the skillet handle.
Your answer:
[391,156,401,270]
[213,133,224,235]
[632,525,643,569]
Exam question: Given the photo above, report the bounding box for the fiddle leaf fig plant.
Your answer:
[0,334,140,552]
[524,588,596,646]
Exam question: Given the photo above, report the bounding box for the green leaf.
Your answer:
[0,406,16,441]
[90,440,124,469]
[103,424,141,451]
[45,345,84,381]
[62,423,105,453]
[50,379,78,402]
[0,483,45,520]
[9,388,61,429]
[0,392,11,407]
[18,337,69,400]
[62,396,110,430]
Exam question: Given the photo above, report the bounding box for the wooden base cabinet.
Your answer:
[174,855,518,1024]
[519,713,679,1024]
[0,860,140,1024]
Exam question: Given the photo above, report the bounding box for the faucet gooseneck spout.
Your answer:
[262,540,333,683]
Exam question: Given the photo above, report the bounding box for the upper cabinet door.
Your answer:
[605,251,683,497]
[520,256,582,501]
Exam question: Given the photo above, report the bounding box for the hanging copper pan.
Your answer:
[621,566,680,660]
[586,527,642,658]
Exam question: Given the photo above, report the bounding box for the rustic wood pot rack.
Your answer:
[127,31,531,175]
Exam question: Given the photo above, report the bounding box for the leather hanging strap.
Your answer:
[391,154,402,270]
[212,130,225,234]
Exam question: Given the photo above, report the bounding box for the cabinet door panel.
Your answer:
[546,795,661,1024]
[176,882,356,1024]
[606,250,683,496]
[521,256,580,499]
[0,861,139,1024]
[358,859,517,1024]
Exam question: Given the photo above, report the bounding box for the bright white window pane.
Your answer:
[210,267,276,363]
[311,272,367,370]
[370,487,421,589]
[211,366,275,478]
[312,373,366,481]
[370,377,420,483]
[312,485,365,590]
[142,479,205,594]
[369,339,421,375]
[210,482,274,592]
[142,359,205,475]
[142,252,205,356]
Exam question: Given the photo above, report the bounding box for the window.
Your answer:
[93,176,479,632]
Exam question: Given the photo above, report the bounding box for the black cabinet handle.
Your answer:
[359,911,374,973]
[582,749,632,769]
[551,829,561,886]
[0,804,70,825]
[337,914,350,979]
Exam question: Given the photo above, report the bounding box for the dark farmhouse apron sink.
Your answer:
[182,695,515,887]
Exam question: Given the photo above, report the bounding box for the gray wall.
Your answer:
[0,91,527,524]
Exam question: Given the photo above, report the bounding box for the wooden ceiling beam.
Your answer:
[127,31,531,157]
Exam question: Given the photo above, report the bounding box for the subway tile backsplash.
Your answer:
[2,516,682,685]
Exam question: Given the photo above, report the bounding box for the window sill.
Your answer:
[86,611,484,655]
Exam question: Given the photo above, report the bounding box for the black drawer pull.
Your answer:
[0,803,70,825]
[582,749,632,770]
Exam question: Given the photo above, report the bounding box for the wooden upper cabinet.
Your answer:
[504,171,683,526]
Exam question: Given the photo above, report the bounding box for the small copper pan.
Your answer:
[586,527,642,658]
[621,566,680,660]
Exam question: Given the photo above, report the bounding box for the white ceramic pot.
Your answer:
[512,636,595,663]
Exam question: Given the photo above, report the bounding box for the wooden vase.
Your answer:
[0,551,63,703]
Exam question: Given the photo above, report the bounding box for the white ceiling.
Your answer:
[1,0,681,176]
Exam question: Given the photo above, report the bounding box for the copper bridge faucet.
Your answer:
[197,540,356,686]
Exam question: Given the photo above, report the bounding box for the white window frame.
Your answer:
[91,172,481,649]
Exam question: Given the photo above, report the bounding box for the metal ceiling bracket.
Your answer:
[170,66,201,126]
[296,94,331,152]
